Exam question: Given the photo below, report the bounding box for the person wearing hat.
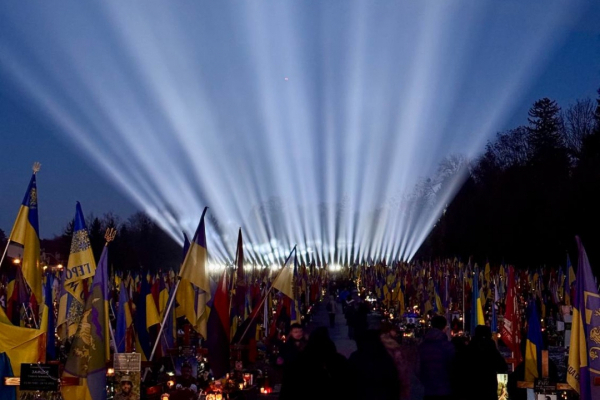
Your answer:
[114,375,136,400]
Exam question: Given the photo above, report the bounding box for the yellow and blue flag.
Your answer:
[134,272,158,361]
[178,207,211,295]
[564,254,575,305]
[567,236,600,399]
[7,170,41,304]
[524,301,543,381]
[178,208,211,338]
[64,202,97,303]
[115,281,133,353]
[62,242,110,400]
[470,266,485,335]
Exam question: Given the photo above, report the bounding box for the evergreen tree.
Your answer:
[527,97,564,159]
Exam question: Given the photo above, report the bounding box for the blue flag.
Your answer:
[134,273,153,360]
[0,352,16,400]
[116,282,132,353]
[44,273,56,360]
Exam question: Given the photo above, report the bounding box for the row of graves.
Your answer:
[3,291,319,400]
[4,301,312,400]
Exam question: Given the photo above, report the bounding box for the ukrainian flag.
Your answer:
[564,255,575,305]
[272,247,296,300]
[7,171,41,304]
[178,211,212,338]
[62,242,111,400]
[64,202,97,303]
[524,301,543,381]
[567,237,600,400]
[178,207,211,296]
[115,282,133,353]
[134,272,159,360]
[470,266,485,335]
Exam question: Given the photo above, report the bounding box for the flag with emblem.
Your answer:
[567,236,600,400]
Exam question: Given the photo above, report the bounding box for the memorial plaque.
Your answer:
[114,353,142,371]
[19,363,59,391]
[534,377,557,392]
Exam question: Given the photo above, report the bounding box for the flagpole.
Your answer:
[235,284,274,345]
[108,300,119,354]
[0,239,12,271]
[263,286,269,337]
[235,245,296,345]
[142,278,182,381]
[462,273,465,333]
[230,236,240,319]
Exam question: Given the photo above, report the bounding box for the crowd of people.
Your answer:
[272,278,548,400]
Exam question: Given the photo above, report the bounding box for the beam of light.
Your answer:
[0,1,583,265]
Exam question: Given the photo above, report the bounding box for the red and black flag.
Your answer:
[206,268,230,379]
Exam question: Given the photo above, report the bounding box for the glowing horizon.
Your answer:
[0,1,579,266]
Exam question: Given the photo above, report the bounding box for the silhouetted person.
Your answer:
[353,300,369,341]
[349,329,401,400]
[462,325,507,400]
[345,295,357,339]
[450,335,470,400]
[280,327,357,400]
[380,322,411,400]
[326,295,337,328]
[418,315,455,400]
[278,323,307,367]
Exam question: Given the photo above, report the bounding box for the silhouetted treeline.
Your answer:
[417,90,600,274]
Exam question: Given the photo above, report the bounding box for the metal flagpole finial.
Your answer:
[104,228,117,245]
[32,162,41,174]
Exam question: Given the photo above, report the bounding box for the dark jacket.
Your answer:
[279,337,307,366]
[280,327,358,400]
[462,336,508,400]
[349,330,400,400]
[418,328,455,397]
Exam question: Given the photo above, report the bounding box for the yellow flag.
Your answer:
[0,305,48,374]
[272,262,295,300]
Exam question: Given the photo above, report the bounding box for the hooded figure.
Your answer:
[462,325,507,400]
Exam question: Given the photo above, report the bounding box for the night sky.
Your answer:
[1,1,599,249]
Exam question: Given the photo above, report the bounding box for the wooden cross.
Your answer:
[516,350,573,391]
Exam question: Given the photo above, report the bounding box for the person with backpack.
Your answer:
[326,295,337,328]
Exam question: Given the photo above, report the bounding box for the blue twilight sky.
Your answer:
[0,1,599,258]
